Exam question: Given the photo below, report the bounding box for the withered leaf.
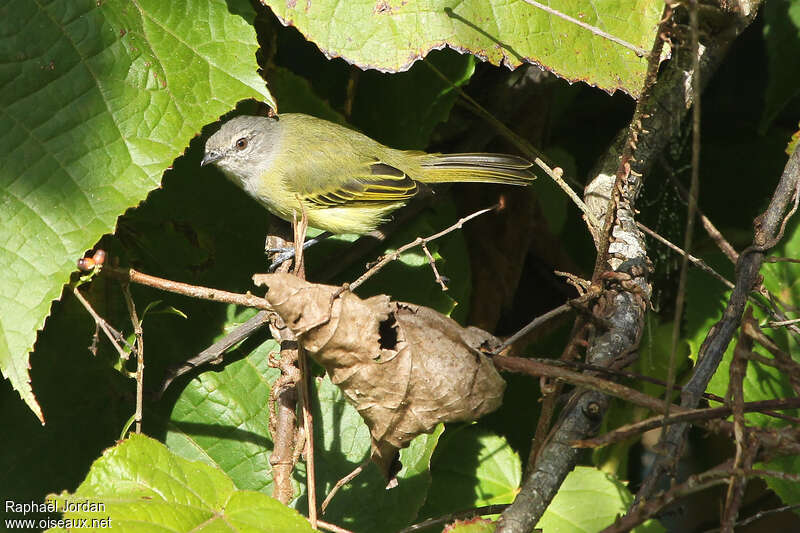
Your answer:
[254,273,506,476]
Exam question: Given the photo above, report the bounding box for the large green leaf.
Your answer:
[46,434,315,532]
[165,319,280,495]
[262,0,663,97]
[421,427,521,518]
[0,0,272,421]
[535,467,664,532]
[308,375,443,532]
[165,336,443,532]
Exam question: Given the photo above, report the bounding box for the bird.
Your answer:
[201,113,536,268]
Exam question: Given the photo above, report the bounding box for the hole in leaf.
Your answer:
[378,315,399,350]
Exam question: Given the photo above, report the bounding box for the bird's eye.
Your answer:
[235,137,248,150]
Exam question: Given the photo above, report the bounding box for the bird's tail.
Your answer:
[418,153,536,185]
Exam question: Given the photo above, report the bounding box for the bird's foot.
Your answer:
[265,232,332,272]
[266,247,296,272]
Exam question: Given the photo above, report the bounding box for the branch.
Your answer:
[573,397,800,449]
[350,205,497,290]
[121,283,144,434]
[104,266,272,310]
[637,141,800,502]
[497,1,764,529]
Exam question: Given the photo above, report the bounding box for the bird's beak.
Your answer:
[201,151,222,167]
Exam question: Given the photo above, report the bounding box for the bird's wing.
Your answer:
[299,162,419,208]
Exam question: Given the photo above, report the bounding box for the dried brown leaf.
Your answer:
[255,273,506,476]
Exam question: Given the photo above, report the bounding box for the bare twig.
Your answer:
[667,170,741,263]
[317,520,353,533]
[317,520,355,533]
[321,462,367,513]
[268,343,301,505]
[637,222,733,289]
[498,303,573,351]
[424,62,600,230]
[104,266,271,310]
[663,0,703,433]
[573,397,800,448]
[710,503,800,532]
[765,317,800,327]
[741,313,800,396]
[602,468,799,533]
[71,286,133,361]
[493,356,681,416]
[421,241,448,290]
[121,283,144,434]
[158,310,271,397]
[398,504,510,533]
[519,0,648,56]
[350,205,497,290]
[267,230,303,507]
[292,211,318,529]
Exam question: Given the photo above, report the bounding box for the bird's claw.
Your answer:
[267,247,296,272]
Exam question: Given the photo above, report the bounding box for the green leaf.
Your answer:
[304,375,443,532]
[165,321,443,531]
[0,0,272,421]
[262,0,663,97]
[758,455,800,512]
[268,67,348,125]
[46,433,315,532]
[446,518,496,532]
[166,329,280,495]
[422,427,521,517]
[536,466,664,532]
[760,0,800,131]
[351,50,476,149]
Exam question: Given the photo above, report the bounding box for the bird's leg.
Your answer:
[266,232,333,272]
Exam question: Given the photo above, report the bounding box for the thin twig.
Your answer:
[398,504,510,533]
[665,164,740,263]
[498,303,573,351]
[267,230,303,506]
[316,520,355,533]
[104,266,271,310]
[321,462,367,513]
[637,222,733,289]
[293,210,318,530]
[157,310,271,397]
[519,0,648,57]
[722,323,752,532]
[493,355,682,416]
[705,503,800,532]
[572,397,800,448]
[424,62,601,230]
[121,283,144,434]
[420,241,448,290]
[764,317,800,327]
[602,468,796,533]
[765,256,800,263]
[71,286,132,361]
[350,205,497,290]
[534,358,800,424]
[663,0,703,433]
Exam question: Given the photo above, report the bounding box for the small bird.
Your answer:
[201,113,536,235]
